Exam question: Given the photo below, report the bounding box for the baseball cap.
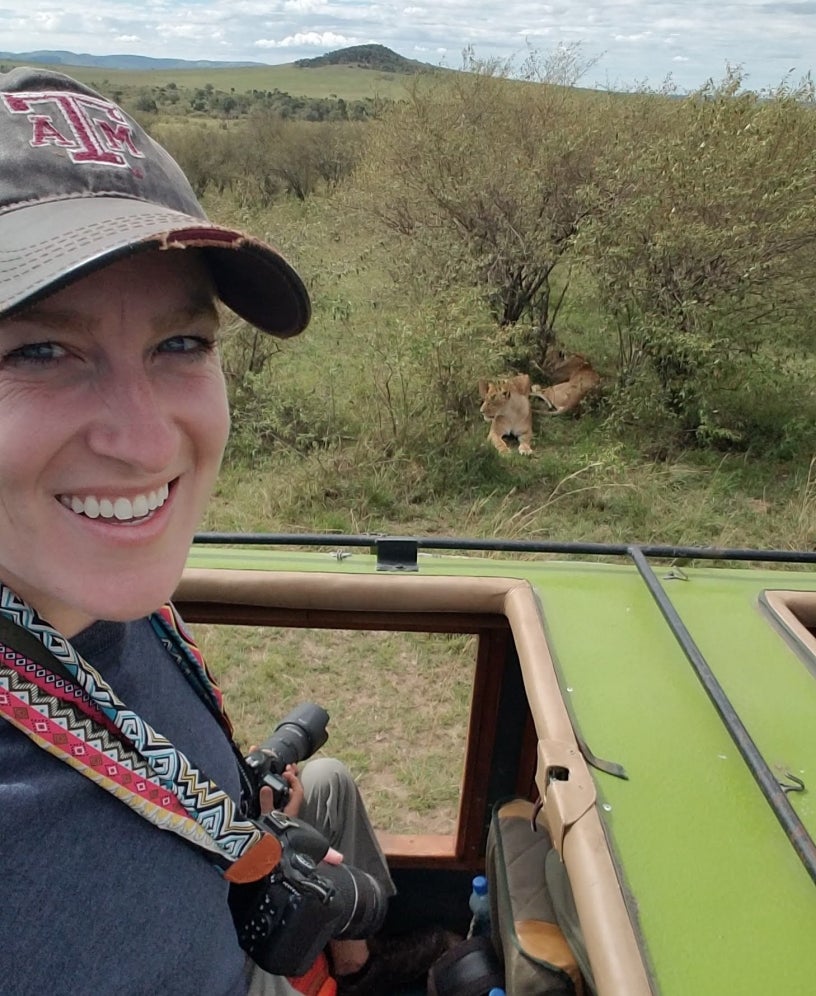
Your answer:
[0,66,311,337]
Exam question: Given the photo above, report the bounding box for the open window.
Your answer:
[175,568,539,866]
[759,590,816,678]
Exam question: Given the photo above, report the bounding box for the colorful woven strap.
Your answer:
[0,584,263,862]
[150,603,234,735]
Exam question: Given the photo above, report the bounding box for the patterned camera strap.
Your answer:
[0,583,268,871]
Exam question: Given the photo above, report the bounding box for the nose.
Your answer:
[85,364,180,472]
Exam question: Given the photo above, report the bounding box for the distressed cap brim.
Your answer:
[0,196,311,337]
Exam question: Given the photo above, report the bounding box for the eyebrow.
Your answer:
[10,295,219,335]
[154,298,220,335]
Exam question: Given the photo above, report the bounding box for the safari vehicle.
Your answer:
[180,532,816,995]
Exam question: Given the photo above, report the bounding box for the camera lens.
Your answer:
[318,862,389,940]
[258,703,330,772]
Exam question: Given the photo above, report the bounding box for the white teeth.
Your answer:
[59,483,170,522]
[147,486,168,511]
[113,498,132,520]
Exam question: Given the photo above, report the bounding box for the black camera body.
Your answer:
[244,702,330,809]
[228,809,386,976]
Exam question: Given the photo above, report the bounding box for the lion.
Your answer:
[478,373,536,455]
[532,351,601,415]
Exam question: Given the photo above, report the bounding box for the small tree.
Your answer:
[154,123,238,197]
[234,113,365,203]
[350,54,603,372]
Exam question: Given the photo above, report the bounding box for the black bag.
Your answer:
[427,936,504,996]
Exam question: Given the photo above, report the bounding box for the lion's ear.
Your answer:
[513,373,531,392]
[478,379,490,398]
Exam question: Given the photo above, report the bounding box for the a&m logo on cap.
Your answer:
[1,90,146,171]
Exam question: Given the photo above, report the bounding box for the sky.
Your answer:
[1,1,814,93]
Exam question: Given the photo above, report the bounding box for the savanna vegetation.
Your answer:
[125,49,816,557]
[40,47,816,829]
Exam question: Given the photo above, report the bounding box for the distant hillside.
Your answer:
[294,44,433,74]
[0,50,265,70]
[0,45,432,75]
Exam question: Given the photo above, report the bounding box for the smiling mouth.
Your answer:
[58,483,171,522]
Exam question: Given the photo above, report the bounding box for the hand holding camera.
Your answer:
[244,702,330,812]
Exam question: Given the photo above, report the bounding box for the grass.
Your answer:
[3,60,422,102]
[206,440,816,549]
[193,623,474,834]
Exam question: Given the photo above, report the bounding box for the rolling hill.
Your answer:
[0,49,265,70]
[294,44,433,74]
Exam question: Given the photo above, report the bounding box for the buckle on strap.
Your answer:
[224,833,283,883]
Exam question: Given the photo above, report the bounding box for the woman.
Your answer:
[0,66,451,995]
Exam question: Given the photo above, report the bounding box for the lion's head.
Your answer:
[478,374,531,417]
[479,382,512,417]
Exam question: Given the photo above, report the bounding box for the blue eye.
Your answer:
[4,341,67,366]
[158,335,216,355]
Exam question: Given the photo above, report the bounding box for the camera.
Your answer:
[229,809,388,976]
[244,702,330,809]
[232,703,389,976]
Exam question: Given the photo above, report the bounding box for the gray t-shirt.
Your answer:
[0,616,249,996]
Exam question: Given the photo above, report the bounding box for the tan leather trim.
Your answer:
[175,567,654,995]
[176,568,523,615]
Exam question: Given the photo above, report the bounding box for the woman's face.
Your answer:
[0,249,230,636]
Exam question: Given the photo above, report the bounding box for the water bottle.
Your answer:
[467,873,491,937]
[488,990,506,996]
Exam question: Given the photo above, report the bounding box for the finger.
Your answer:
[322,847,343,866]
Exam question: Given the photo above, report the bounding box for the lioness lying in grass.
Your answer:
[531,352,601,415]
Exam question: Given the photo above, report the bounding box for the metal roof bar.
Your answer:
[193,532,816,565]
[628,544,816,885]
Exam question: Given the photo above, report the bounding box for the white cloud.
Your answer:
[256,31,356,49]
[283,0,325,11]
[159,21,226,42]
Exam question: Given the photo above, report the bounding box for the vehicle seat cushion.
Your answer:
[486,798,588,995]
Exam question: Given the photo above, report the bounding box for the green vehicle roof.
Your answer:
[187,542,816,993]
